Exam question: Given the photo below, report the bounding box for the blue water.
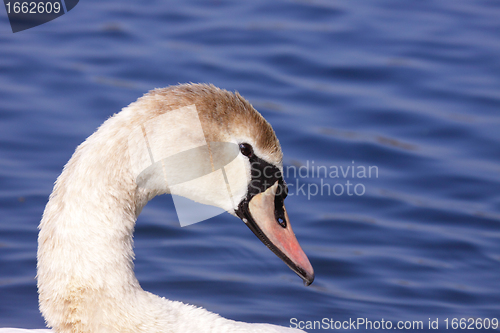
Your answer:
[1,0,500,331]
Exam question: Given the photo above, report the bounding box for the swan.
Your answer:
[1,84,314,333]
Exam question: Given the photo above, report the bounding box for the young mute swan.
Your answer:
[1,84,314,333]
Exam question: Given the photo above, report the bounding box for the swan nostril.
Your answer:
[274,190,287,228]
[277,217,286,228]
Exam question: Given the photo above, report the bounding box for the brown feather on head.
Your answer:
[142,83,283,166]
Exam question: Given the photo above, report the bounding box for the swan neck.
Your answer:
[37,113,153,332]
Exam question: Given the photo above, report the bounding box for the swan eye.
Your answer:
[239,143,253,157]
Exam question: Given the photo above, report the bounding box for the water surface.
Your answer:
[1,0,499,331]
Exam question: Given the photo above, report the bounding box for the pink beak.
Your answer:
[244,181,314,285]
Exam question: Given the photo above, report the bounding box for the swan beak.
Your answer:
[242,181,315,286]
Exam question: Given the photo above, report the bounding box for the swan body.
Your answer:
[2,84,313,333]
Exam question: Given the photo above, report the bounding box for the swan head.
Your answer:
[127,83,314,286]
